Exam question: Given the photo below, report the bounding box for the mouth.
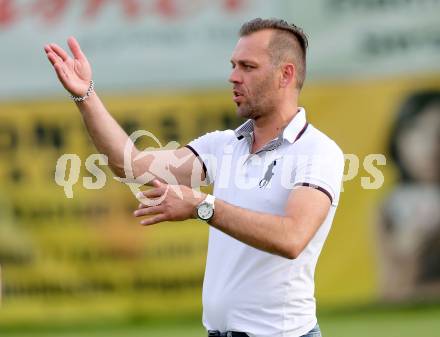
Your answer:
[233,90,244,103]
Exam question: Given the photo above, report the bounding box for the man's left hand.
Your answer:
[133,179,206,225]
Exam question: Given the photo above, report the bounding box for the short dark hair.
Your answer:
[239,18,308,90]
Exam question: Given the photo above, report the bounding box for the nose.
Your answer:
[228,67,242,84]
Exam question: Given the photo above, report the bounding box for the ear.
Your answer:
[279,63,295,89]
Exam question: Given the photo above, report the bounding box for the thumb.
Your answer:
[68,36,85,60]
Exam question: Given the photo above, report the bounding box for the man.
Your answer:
[45,18,344,337]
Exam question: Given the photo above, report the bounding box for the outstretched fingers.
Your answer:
[67,36,85,61]
[140,214,167,226]
[133,205,168,225]
[44,45,62,65]
[44,37,92,95]
[134,205,164,217]
[45,51,58,66]
[138,188,163,203]
[53,62,69,83]
[49,43,69,62]
[44,45,68,81]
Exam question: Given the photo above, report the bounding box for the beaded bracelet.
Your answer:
[70,80,95,102]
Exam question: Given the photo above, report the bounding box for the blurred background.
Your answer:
[1,1,440,336]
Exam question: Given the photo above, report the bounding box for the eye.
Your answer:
[244,64,255,71]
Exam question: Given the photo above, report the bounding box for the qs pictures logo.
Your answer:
[54,130,196,204]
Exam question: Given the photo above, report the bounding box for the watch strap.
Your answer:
[204,194,216,209]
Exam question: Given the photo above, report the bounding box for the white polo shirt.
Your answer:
[186,108,344,337]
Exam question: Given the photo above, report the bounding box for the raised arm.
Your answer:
[44,37,203,187]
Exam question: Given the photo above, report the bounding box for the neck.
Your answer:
[251,100,299,153]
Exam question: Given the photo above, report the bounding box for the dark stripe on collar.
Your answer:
[294,122,309,143]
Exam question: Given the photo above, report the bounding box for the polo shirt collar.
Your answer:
[281,107,308,143]
[234,107,308,146]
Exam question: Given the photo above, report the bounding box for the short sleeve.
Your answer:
[186,130,233,185]
[292,141,345,206]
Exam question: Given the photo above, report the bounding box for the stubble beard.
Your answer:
[236,73,277,121]
[236,92,277,121]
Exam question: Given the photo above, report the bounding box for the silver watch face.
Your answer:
[197,202,214,220]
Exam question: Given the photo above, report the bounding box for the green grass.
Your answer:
[319,303,440,337]
[1,303,440,337]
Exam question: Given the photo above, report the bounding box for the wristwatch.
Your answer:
[196,194,216,222]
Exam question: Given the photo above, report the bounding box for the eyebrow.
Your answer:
[230,59,258,66]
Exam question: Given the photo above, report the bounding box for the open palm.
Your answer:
[44,37,92,97]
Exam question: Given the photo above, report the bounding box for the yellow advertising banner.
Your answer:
[0,73,439,325]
